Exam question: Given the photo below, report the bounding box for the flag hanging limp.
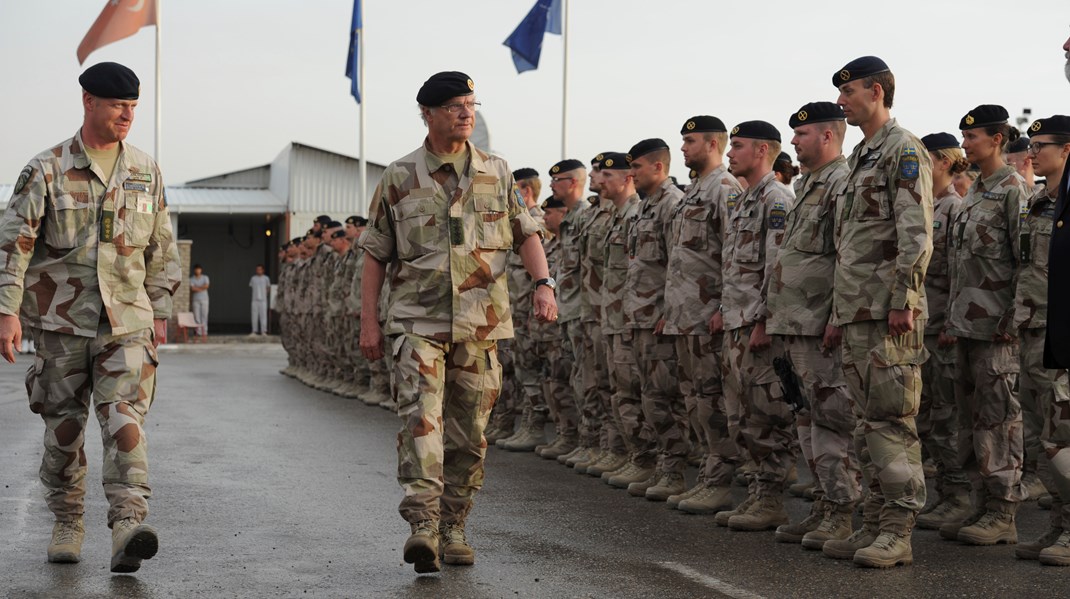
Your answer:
[345,0,362,103]
[503,0,562,74]
[77,0,157,65]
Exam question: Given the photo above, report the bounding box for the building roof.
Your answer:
[0,184,286,215]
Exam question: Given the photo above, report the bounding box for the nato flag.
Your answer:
[503,0,562,73]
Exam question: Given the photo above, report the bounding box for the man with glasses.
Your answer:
[359,71,555,574]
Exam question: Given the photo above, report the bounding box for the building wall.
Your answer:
[170,239,193,340]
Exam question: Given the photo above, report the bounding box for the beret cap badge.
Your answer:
[797,111,808,122]
[686,121,696,130]
[965,115,975,126]
[466,78,474,91]
[731,126,740,135]
[839,69,850,81]
[604,159,614,167]
[1031,121,1042,132]
[551,165,560,173]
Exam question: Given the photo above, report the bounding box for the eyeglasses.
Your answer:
[550,177,574,184]
[438,101,481,114]
[1028,141,1062,154]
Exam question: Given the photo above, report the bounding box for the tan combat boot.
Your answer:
[1016,527,1064,560]
[822,524,878,560]
[939,507,985,541]
[728,496,789,531]
[609,464,655,489]
[535,434,569,458]
[667,481,706,509]
[440,522,475,566]
[497,414,530,448]
[110,518,158,573]
[627,470,661,497]
[47,519,84,564]
[587,452,628,478]
[916,493,972,530]
[775,501,827,543]
[853,531,913,568]
[1039,530,1070,566]
[574,448,605,474]
[566,447,596,468]
[801,507,854,550]
[956,511,1018,545]
[714,494,755,527]
[678,486,734,515]
[645,472,686,502]
[404,520,441,574]
[557,445,583,464]
[603,461,637,483]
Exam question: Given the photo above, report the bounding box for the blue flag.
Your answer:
[503,0,562,73]
[345,0,362,103]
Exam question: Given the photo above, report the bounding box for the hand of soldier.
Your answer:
[887,309,914,336]
[153,318,167,347]
[821,324,842,353]
[533,286,557,322]
[0,314,22,363]
[992,331,1014,344]
[654,319,666,336]
[748,321,772,352]
[360,320,384,361]
[937,330,958,348]
[708,311,724,335]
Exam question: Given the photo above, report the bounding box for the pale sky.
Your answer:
[1,1,1068,194]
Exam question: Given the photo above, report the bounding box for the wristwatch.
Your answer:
[534,277,557,291]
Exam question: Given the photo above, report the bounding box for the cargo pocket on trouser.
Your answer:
[26,354,46,414]
[973,345,1020,429]
[865,336,927,421]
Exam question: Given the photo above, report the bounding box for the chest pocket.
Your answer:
[47,193,92,249]
[929,215,952,276]
[963,205,1008,259]
[606,227,628,270]
[851,172,892,221]
[791,201,832,254]
[633,213,664,261]
[733,209,763,263]
[123,193,154,248]
[586,221,607,265]
[677,203,710,251]
[1030,218,1053,268]
[474,193,511,250]
[391,192,445,259]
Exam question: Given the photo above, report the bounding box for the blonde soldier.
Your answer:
[1015,116,1070,565]
[822,57,933,568]
[915,133,971,530]
[0,63,181,572]
[713,121,796,531]
[940,105,1028,547]
[661,116,743,514]
[623,139,688,502]
[359,72,554,574]
[770,103,861,549]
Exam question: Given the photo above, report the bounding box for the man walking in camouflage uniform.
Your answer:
[0,63,181,573]
[359,72,555,574]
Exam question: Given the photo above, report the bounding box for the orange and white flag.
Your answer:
[77,0,157,65]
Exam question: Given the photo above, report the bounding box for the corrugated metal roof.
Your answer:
[0,184,285,215]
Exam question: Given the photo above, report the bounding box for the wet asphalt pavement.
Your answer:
[1,344,1067,598]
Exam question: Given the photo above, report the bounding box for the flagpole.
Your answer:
[155,0,162,163]
[358,1,366,216]
[560,0,569,160]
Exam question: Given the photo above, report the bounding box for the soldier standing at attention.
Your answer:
[821,57,933,568]
[359,71,554,574]
[0,62,181,573]
[769,103,860,549]
[914,133,971,531]
[941,105,1028,547]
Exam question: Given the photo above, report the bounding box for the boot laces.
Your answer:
[1053,531,1070,548]
[54,522,81,544]
[974,511,1008,529]
[871,532,902,551]
[441,523,469,546]
[413,520,438,537]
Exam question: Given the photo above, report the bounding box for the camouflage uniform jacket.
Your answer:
[327,246,356,316]
[832,118,933,326]
[767,158,847,337]
[0,131,180,337]
[925,184,962,334]
[579,196,613,324]
[625,178,684,329]
[722,171,793,332]
[529,233,561,343]
[311,244,333,319]
[344,245,364,315]
[555,197,590,324]
[663,164,741,336]
[276,261,290,315]
[602,194,640,335]
[508,205,545,328]
[1013,183,1055,330]
[947,164,1026,340]
[360,139,541,342]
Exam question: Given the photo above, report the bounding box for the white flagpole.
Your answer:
[560,0,569,160]
[155,0,162,163]
[358,1,367,216]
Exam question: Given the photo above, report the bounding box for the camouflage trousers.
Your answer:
[1022,329,1070,526]
[841,321,926,533]
[347,314,371,389]
[675,333,737,486]
[542,333,578,438]
[632,329,689,474]
[1021,328,1057,476]
[392,334,500,525]
[488,339,517,429]
[565,320,596,448]
[919,335,969,497]
[722,325,796,496]
[954,338,1025,512]
[610,330,657,468]
[27,325,158,525]
[584,321,623,453]
[777,335,861,507]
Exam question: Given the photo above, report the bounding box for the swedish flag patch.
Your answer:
[899,147,919,180]
[769,199,787,230]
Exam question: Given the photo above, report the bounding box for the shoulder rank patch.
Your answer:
[899,147,919,180]
[768,200,787,230]
[13,165,35,195]
[128,172,152,183]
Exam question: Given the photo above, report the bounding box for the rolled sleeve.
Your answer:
[508,180,542,252]
[359,181,397,263]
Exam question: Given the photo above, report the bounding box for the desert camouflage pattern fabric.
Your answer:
[832,118,933,326]
[663,165,741,335]
[918,337,969,497]
[0,131,181,336]
[601,195,640,335]
[555,198,590,323]
[1014,183,1055,331]
[360,139,542,342]
[767,158,846,336]
[625,179,684,329]
[925,185,962,334]
[676,333,737,486]
[27,325,158,525]
[610,329,655,467]
[632,328,689,473]
[721,171,793,331]
[947,164,1027,340]
[580,196,614,324]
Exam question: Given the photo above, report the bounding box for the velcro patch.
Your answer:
[768,200,787,230]
[13,165,35,195]
[123,181,148,192]
[128,172,152,183]
[137,197,154,214]
[899,147,919,180]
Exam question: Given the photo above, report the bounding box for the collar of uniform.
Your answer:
[976,164,1017,194]
[1028,183,1052,209]
[693,164,729,194]
[796,156,844,198]
[645,176,676,204]
[420,138,486,177]
[852,118,898,162]
[935,183,959,202]
[746,171,779,200]
[73,128,130,185]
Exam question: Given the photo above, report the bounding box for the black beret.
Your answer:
[628,138,670,161]
[549,159,584,176]
[959,104,1009,130]
[291,237,303,244]
[330,230,347,240]
[789,101,844,129]
[591,152,613,168]
[315,215,331,225]
[416,71,474,106]
[326,220,343,229]
[1028,115,1070,137]
[775,152,793,164]
[730,120,781,143]
[1005,137,1030,154]
[600,152,630,170]
[833,56,890,88]
[681,116,727,135]
[79,62,140,100]
[542,197,566,210]
[921,133,960,151]
[513,167,539,180]
[345,215,368,226]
